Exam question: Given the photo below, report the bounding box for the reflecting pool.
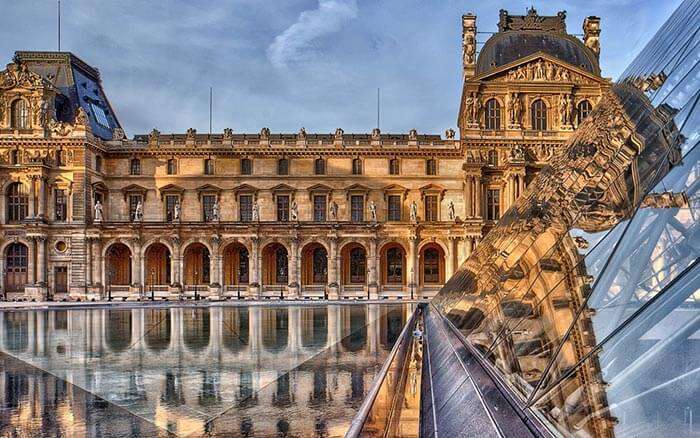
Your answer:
[0,303,413,437]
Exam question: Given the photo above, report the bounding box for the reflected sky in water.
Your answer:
[0,303,413,437]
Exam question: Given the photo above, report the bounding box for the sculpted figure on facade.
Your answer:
[445,128,455,139]
[369,201,377,223]
[260,127,270,140]
[94,200,103,222]
[448,201,455,221]
[290,200,298,221]
[223,128,233,140]
[212,200,220,221]
[298,127,306,140]
[112,127,126,141]
[75,107,89,126]
[371,128,381,140]
[409,129,418,140]
[173,202,181,221]
[134,201,143,222]
[334,128,344,140]
[465,92,481,126]
[508,92,522,127]
[329,200,338,221]
[149,128,160,144]
[251,200,259,221]
[410,201,418,223]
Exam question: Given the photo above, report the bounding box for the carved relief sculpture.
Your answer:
[329,200,338,221]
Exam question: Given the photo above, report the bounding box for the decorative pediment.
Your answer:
[196,184,222,193]
[345,183,371,193]
[473,52,607,86]
[232,183,259,195]
[51,175,73,190]
[92,181,108,193]
[419,183,446,199]
[307,183,333,193]
[121,184,148,201]
[270,183,296,194]
[383,184,409,194]
[158,184,185,199]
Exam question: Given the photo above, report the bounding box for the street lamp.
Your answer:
[150,268,155,301]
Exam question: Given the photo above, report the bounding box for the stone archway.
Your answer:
[340,242,367,285]
[183,243,210,285]
[261,243,288,285]
[105,243,132,286]
[5,242,28,292]
[222,242,249,286]
[301,243,327,285]
[380,242,407,285]
[145,243,171,285]
[419,243,445,285]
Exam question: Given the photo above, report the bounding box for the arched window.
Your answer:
[531,99,548,131]
[484,99,501,130]
[6,182,28,222]
[577,100,593,125]
[352,158,363,175]
[275,247,288,284]
[312,247,328,284]
[241,158,252,175]
[389,158,400,175]
[166,158,176,175]
[426,159,437,175]
[130,158,141,175]
[95,156,103,172]
[349,247,366,284]
[423,248,441,284]
[314,158,326,175]
[11,99,29,129]
[277,158,289,175]
[386,248,404,284]
[5,243,28,292]
[204,158,214,175]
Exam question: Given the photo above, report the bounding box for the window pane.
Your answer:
[54,189,67,221]
[239,195,253,222]
[424,195,438,221]
[388,195,402,221]
[485,99,501,130]
[277,195,290,222]
[315,159,325,175]
[241,159,252,175]
[202,195,216,221]
[350,248,366,283]
[351,195,364,222]
[313,195,326,221]
[165,195,178,222]
[486,189,500,220]
[129,195,142,220]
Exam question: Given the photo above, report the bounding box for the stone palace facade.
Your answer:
[0,8,610,300]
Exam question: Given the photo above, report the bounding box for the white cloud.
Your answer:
[267,0,358,68]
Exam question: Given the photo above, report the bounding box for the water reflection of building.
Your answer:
[0,304,413,436]
[0,7,610,303]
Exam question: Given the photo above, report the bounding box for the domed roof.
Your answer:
[476,31,599,75]
[475,8,600,76]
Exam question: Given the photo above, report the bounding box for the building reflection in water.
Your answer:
[0,303,412,436]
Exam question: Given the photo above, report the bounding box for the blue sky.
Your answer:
[0,0,683,136]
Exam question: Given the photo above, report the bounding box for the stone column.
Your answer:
[249,237,261,299]
[447,237,458,279]
[327,238,339,299]
[85,237,93,286]
[132,237,142,294]
[36,236,47,286]
[368,238,379,299]
[172,238,182,289]
[28,177,36,218]
[475,176,483,218]
[92,239,102,290]
[288,237,299,298]
[210,236,221,297]
[38,177,47,219]
[27,237,36,285]
[408,236,418,298]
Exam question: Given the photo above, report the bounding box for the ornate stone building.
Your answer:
[0,8,609,301]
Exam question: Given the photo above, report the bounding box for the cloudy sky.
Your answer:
[0,0,683,136]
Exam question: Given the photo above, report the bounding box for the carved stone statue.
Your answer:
[260,127,270,140]
[408,129,418,140]
[75,107,89,126]
[94,200,103,222]
[463,34,476,65]
[134,201,143,222]
[186,128,196,139]
[445,128,455,139]
[298,127,306,139]
[559,95,568,126]
[329,200,338,221]
[448,201,455,221]
[149,128,160,144]
[470,93,481,125]
[251,200,259,221]
[371,128,381,140]
[290,200,298,221]
[212,201,220,221]
[368,201,377,222]
[334,128,344,140]
[173,202,181,221]
[410,201,418,223]
[565,95,574,126]
[223,128,233,140]
[535,59,545,80]
[508,92,522,126]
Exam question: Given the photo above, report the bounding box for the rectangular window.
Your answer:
[239,195,253,222]
[167,159,176,175]
[388,195,402,221]
[165,195,179,222]
[204,159,214,175]
[277,195,290,222]
[424,195,439,222]
[350,195,364,222]
[90,103,110,127]
[241,158,252,175]
[313,195,326,222]
[486,189,500,221]
[128,194,142,221]
[202,194,216,222]
[54,189,67,221]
